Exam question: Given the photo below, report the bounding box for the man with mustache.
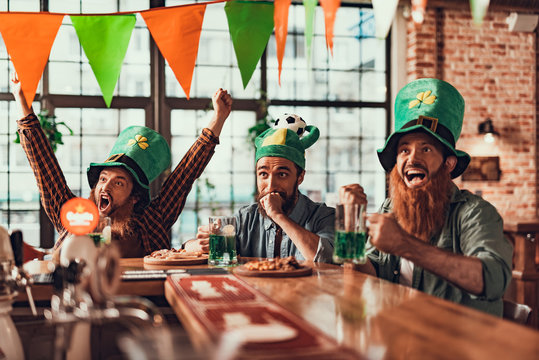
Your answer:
[11,72,232,258]
[186,118,358,262]
[342,78,512,316]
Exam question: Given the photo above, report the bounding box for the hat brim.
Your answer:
[377,125,470,179]
[87,161,151,208]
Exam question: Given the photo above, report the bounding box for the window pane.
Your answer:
[0,2,388,248]
[268,5,383,103]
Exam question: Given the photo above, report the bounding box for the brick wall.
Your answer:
[406,7,538,219]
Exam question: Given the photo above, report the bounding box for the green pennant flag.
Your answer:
[469,0,490,26]
[225,1,274,89]
[70,15,136,107]
[303,0,317,70]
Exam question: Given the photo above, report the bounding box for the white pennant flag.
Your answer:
[372,0,399,39]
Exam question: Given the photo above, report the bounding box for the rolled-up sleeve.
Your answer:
[459,201,513,300]
[308,205,334,262]
[313,226,335,262]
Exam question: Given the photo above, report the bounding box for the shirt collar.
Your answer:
[449,184,465,203]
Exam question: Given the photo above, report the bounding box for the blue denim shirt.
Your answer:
[367,186,513,317]
[235,193,335,262]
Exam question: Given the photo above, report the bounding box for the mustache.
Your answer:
[257,191,287,200]
[403,163,428,173]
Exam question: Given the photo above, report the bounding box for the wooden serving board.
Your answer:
[143,255,208,266]
[234,264,312,278]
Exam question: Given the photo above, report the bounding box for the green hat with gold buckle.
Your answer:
[377,78,470,178]
[87,126,171,208]
[255,124,320,170]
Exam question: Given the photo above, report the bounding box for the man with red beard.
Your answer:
[342,78,512,316]
[186,117,354,262]
[11,72,232,258]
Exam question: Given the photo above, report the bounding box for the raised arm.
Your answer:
[11,71,75,237]
[151,89,233,230]
[11,71,33,117]
[206,88,232,137]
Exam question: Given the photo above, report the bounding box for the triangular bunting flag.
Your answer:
[470,0,490,26]
[372,0,399,39]
[225,0,274,89]
[319,0,340,55]
[303,0,317,69]
[0,13,63,106]
[70,15,136,107]
[141,4,206,99]
[274,0,292,85]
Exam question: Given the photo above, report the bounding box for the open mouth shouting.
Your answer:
[98,193,113,215]
[403,165,429,188]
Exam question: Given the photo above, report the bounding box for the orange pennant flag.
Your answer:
[141,4,206,99]
[274,0,291,86]
[0,13,63,106]
[319,0,340,55]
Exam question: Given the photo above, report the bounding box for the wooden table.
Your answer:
[17,258,539,359]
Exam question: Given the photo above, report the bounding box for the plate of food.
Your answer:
[143,248,208,266]
[234,256,312,277]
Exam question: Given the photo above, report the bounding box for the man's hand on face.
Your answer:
[260,192,285,221]
[367,213,408,255]
[339,184,367,205]
[185,225,210,253]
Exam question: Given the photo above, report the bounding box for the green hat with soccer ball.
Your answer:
[377,78,471,178]
[255,113,319,170]
[87,126,171,208]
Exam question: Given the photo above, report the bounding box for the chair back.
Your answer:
[503,299,532,326]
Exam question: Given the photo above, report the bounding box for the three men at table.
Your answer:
[13,68,513,316]
[343,78,512,316]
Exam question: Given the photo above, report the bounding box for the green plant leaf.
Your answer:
[14,110,73,152]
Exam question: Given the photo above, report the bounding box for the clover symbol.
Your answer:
[127,134,149,149]
[409,90,436,109]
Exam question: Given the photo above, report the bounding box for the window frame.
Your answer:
[0,0,391,248]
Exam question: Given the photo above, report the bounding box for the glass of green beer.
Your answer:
[333,203,367,264]
[208,216,237,266]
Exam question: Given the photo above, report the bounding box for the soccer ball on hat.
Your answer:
[274,113,307,137]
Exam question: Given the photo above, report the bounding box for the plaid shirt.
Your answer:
[18,113,219,255]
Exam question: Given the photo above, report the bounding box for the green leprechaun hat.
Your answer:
[255,125,320,169]
[87,126,171,207]
[377,78,471,178]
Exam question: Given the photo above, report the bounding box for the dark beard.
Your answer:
[255,182,299,218]
[89,188,143,257]
[389,164,453,242]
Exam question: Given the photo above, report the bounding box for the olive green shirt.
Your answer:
[367,186,513,317]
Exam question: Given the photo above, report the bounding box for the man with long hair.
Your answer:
[343,78,512,316]
[11,72,232,258]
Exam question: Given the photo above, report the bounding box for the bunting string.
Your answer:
[0,0,341,107]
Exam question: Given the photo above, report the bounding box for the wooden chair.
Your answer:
[503,299,533,326]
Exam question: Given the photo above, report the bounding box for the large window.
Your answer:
[0,1,389,249]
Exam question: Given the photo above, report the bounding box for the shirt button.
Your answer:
[393,270,399,275]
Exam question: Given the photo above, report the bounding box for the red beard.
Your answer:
[389,165,453,242]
